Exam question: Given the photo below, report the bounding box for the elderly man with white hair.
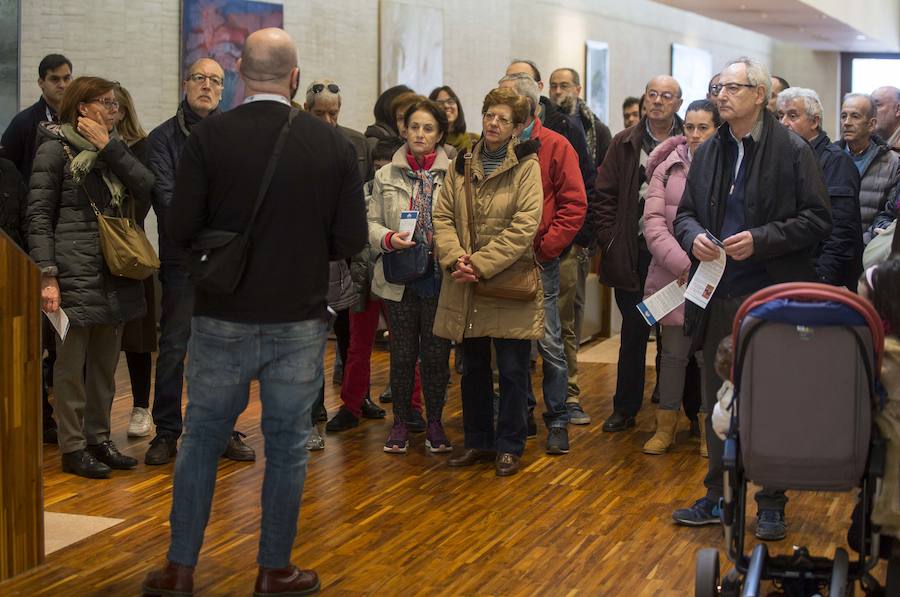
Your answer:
[777,87,863,289]
[672,57,831,540]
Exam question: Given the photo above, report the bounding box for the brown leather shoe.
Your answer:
[254,565,320,596]
[142,560,194,596]
[222,431,256,461]
[448,448,495,467]
[495,452,520,477]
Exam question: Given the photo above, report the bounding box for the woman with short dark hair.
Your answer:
[369,98,453,455]
[429,85,479,153]
[28,76,155,478]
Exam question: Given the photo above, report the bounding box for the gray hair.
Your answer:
[305,78,341,109]
[843,92,877,118]
[508,58,542,82]
[499,73,540,115]
[724,56,771,99]
[776,87,823,126]
[551,67,581,87]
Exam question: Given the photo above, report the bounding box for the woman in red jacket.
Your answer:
[642,99,720,455]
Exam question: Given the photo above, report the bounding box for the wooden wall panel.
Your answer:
[0,230,44,580]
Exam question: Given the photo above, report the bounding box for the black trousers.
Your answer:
[612,246,653,416]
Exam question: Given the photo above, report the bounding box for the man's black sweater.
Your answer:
[168,100,367,323]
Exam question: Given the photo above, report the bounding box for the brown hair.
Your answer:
[481,87,530,126]
[58,76,117,126]
[114,84,147,145]
[715,335,734,382]
[391,91,423,120]
[403,99,449,145]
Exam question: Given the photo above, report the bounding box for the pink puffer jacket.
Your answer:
[643,135,692,326]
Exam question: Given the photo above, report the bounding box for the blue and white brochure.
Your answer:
[398,210,418,236]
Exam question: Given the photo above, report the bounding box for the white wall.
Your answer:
[772,44,842,136]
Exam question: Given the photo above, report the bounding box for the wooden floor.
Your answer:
[0,340,882,595]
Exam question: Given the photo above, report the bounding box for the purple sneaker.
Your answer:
[383,420,409,454]
[425,420,452,453]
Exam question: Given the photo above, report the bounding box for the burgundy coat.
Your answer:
[643,135,692,326]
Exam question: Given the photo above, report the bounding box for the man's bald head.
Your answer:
[872,85,900,140]
[645,75,682,99]
[240,28,298,82]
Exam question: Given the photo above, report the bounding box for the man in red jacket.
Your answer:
[499,74,587,455]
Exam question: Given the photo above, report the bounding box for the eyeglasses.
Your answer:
[718,82,756,96]
[310,83,340,94]
[89,98,119,111]
[708,84,722,97]
[646,90,677,102]
[435,98,457,107]
[187,73,224,88]
[483,112,512,126]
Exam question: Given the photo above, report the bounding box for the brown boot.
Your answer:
[448,449,495,467]
[142,561,194,596]
[642,409,679,455]
[254,565,320,596]
[698,412,709,458]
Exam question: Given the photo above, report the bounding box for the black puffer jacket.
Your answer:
[0,157,27,249]
[27,124,155,327]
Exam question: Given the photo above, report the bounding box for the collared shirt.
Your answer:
[644,118,678,149]
[243,94,291,106]
[727,111,764,181]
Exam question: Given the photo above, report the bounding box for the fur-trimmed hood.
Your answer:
[646,135,688,180]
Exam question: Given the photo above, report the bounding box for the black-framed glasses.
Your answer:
[187,73,224,88]
[719,82,757,96]
[311,83,340,94]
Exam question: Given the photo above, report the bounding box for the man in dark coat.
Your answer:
[0,157,27,249]
[671,58,831,540]
[776,86,863,289]
[1,54,72,180]
[593,75,684,433]
[143,57,255,466]
[143,28,366,595]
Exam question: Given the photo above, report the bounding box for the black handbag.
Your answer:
[382,234,431,284]
[187,108,297,294]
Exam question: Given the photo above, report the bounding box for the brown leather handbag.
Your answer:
[463,151,540,301]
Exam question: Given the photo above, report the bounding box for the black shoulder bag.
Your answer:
[188,107,297,294]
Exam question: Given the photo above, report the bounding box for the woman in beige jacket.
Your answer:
[369,98,453,455]
[432,87,545,477]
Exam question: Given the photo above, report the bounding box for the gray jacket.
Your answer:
[840,136,900,243]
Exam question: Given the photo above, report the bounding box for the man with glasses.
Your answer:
[303,79,373,183]
[672,58,830,540]
[706,74,721,102]
[593,75,684,434]
[143,58,256,466]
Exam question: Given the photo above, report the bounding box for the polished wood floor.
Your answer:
[0,340,883,595]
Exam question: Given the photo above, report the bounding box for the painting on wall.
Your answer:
[379,1,443,94]
[671,43,713,118]
[181,0,284,111]
[0,0,18,132]
[585,41,609,125]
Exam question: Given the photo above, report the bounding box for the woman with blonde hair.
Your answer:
[433,87,544,477]
[113,84,158,439]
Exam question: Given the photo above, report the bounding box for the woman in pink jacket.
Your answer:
[642,99,720,455]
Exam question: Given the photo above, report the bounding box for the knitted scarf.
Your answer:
[60,123,126,209]
[577,99,599,164]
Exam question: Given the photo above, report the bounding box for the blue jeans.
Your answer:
[152,264,194,438]
[167,316,327,568]
[528,258,569,429]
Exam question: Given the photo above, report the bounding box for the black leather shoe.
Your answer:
[407,409,426,433]
[223,431,256,461]
[61,449,111,479]
[495,453,520,477]
[88,440,138,470]
[602,411,636,432]
[43,426,58,445]
[448,449,495,467]
[145,435,178,465]
[361,397,386,419]
[325,407,359,432]
[379,385,392,403]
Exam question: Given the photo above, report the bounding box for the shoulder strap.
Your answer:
[463,150,476,253]
[246,107,298,230]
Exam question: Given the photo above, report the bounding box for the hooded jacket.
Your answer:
[27,123,154,327]
[432,139,544,343]
[643,135,692,326]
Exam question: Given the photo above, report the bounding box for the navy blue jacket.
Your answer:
[147,113,190,265]
[1,96,54,180]
[810,132,863,289]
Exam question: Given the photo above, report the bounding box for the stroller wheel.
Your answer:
[695,548,720,597]
[830,547,850,597]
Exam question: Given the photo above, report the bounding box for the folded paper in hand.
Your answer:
[43,307,70,341]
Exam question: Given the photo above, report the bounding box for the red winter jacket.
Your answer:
[531,117,587,261]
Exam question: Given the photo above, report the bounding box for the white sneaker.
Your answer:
[127,407,152,437]
[306,424,325,451]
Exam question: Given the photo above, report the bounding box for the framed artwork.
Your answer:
[585,41,609,124]
[670,43,713,118]
[379,1,443,94]
[181,0,284,111]
[0,0,19,132]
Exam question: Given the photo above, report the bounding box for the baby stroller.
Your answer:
[695,283,887,597]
